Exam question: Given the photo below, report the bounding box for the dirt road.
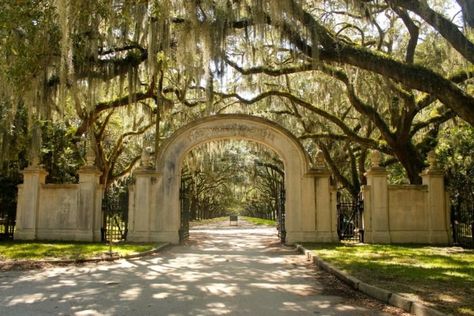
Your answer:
[0,219,405,315]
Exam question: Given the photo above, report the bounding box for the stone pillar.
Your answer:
[421,151,450,244]
[78,166,102,241]
[313,151,339,242]
[128,148,158,242]
[77,145,102,241]
[364,151,391,243]
[15,166,48,240]
[127,168,153,241]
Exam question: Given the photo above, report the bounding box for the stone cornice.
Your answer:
[364,167,388,177]
[78,166,102,175]
[305,168,331,178]
[134,167,161,177]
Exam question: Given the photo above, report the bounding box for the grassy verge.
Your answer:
[0,241,160,261]
[303,243,474,315]
[190,216,229,227]
[189,216,276,227]
[240,216,276,226]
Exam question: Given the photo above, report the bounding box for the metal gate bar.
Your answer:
[337,192,364,242]
[0,217,15,240]
[179,177,190,242]
[277,183,286,244]
[101,188,128,242]
[451,197,474,248]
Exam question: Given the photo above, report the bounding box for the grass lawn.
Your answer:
[189,216,229,226]
[0,240,160,261]
[190,216,276,226]
[303,243,474,315]
[240,216,276,226]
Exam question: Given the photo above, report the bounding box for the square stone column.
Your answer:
[421,152,450,244]
[364,151,391,243]
[311,167,339,242]
[78,166,102,241]
[15,166,48,240]
[127,167,160,242]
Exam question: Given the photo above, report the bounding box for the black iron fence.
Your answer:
[0,213,15,240]
[337,192,364,242]
[101,188,129,242]
[0,196,16,240]
[277,184,286,244]
[179,177,191,243]
[0,185,17,240]
[451,195,474,248]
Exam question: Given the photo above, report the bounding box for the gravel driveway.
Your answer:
[0,219,406,315]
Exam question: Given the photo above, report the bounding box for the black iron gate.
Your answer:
[179,177,191,243]
[451,195,474,248]
[277,182,286,244]
[0,181,17,240]
[0,210,15,240]
[101,188,129,242]
[337,192,364,242]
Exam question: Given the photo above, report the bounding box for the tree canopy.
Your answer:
[0,0,473,194]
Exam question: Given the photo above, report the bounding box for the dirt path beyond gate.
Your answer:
[0,219,407,315]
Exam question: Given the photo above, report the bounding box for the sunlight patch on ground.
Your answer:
[280,301,307,312]
[250,283,315,296]
[8,293,45,305]
[75,309,103,316]
[150,284,188,291]
[119,287,142,301]
[198,283,240,297]
[205,302,232,315]
[152,292,171,299]
[437,293,459,303]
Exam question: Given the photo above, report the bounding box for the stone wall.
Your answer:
[15,165,103,242]
[13,119,451,246]
[362,152,451,244]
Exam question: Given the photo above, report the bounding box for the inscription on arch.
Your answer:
[188,124,275,142]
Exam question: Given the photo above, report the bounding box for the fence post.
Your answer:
[364,151,390,243]
[14,165,48,240]
[421,151,450,244]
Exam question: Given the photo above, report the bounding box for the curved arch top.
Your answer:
[156,114,312,175]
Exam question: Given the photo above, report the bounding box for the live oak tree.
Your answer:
[0,0,473,193]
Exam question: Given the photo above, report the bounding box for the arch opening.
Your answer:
[178,139,286,242]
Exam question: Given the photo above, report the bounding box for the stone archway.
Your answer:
[127,114,339,244]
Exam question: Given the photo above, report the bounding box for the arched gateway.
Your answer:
[127,114,339,244]
[14,114,450,244]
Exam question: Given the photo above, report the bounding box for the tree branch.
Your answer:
[387,0,474,64]
[216,90,385,151]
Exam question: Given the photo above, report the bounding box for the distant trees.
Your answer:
[181,140,283,220]
[437,123,474,217]
[242,157,284,220]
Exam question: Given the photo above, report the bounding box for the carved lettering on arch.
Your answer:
[188,124,275,142]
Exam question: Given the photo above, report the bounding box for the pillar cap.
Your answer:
[134,167,160,176]
[420,168,444,177]
[78,166,102,175]
[306,167,331,178]
[21,166,48,175]
[364,166,388,176]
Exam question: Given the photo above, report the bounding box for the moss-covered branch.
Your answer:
[277,1,474,125]
[216,90,384,151]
